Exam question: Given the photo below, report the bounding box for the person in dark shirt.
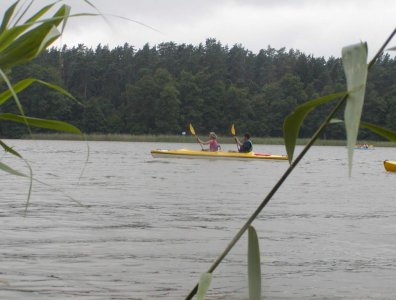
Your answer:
[236,133,253,153]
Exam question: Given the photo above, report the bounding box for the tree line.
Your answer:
[2,39,396,139]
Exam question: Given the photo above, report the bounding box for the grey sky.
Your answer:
[2,0,396,58]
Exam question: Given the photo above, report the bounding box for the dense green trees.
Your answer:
[3,39,396,139]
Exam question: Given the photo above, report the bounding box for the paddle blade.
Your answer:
[189,123,196,136]
[231,124,236,136]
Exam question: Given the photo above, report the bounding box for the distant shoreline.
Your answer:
[15,133,396,147]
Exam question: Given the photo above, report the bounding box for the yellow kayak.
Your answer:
[384,160,396,172]
[151,149,288,161]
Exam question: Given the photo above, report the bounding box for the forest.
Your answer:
[1,38,396,139]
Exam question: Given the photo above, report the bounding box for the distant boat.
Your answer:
[354,144,375,150]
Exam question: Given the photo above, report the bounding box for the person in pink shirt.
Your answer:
[197,132,221,151]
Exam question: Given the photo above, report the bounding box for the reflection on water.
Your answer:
[1,140,396,299]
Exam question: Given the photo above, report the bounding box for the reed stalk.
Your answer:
[185,27,396,300]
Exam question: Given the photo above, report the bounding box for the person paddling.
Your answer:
[235,133,253,153]
[197,132,221,152]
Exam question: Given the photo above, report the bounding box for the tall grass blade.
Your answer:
[0,161,27,177]
[197,272,212,300]
[36,25,61,55]
[0,24,32,52]
[0,1,18,33]
[0,5,67,69]
[283,92,348,163]
[58,4,70,34]
[22,157,33,216]
[330,119,396,143]
[360,121,396,142]
[12,0,33,26]
[44,79,75,100]
[248,225,261,300]
[104,13,163,34]
[0,145,36,216]
[80,0,112,28]
[0,3,57,53]
[0,68,29,130]
[0,139,22,158]
[77,134,90,183]
[23,2,55,26]
[82,0,100,11]
[0,113,81,134]
[0,77,78,106]
[33,176,88,208]
[342,42,368,176]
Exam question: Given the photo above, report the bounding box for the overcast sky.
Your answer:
[2,0,396,59]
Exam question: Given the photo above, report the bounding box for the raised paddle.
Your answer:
[231,124,240,151]
[189,123,204,150]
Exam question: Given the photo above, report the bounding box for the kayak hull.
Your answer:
[151,149,288,161]
[384,160,396,172]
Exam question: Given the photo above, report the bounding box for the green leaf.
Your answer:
[360,122,396,142]
[283,92,348,163]
[0,3,57,53]
[329,119,396,143]
[0,161,27,177]
[0,24,60,69]
[342,42,368,176]
[24,3,58,26]
[12,0,33,26]
[0,139,22,158]
[0,68,28,129]
[37,79,79,103]
[248,225,261,300]
[59,5,71,35]
[0,5,68,70]
[0,113,81,134]
[0,77,78,106]
[36,25,61,57]
[197,272,212,300]
[0,1,18,34]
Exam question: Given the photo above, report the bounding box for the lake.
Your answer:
[1,140,396,299]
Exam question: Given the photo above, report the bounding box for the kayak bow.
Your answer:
[151,149,288,161]
[384,160,396,172]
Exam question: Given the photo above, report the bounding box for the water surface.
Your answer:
[1,140,396,299]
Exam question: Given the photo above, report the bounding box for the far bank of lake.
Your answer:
[19,133,396,147]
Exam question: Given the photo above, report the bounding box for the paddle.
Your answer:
[189,123,204,150]
[231,124,240,151]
